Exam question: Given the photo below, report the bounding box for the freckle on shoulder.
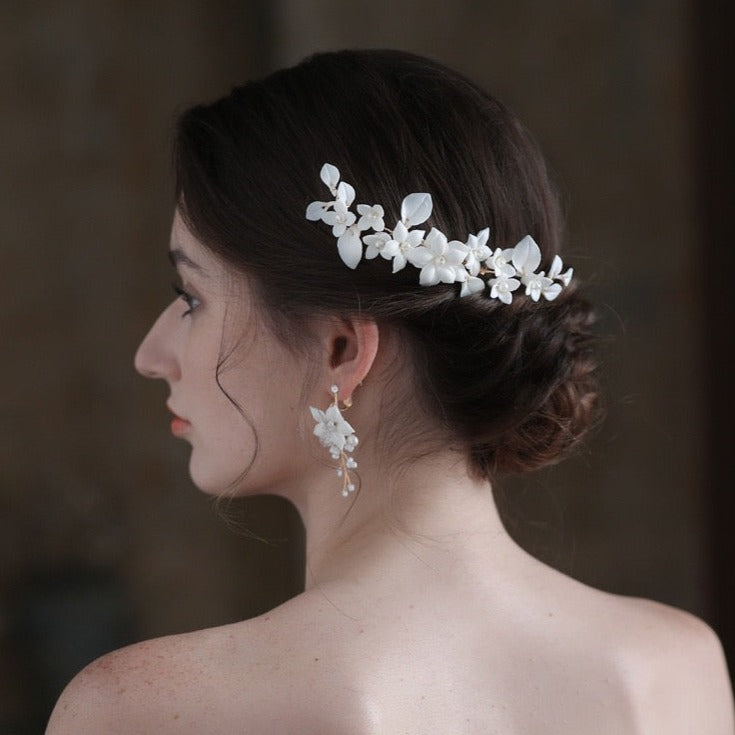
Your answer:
[46,635,195,733]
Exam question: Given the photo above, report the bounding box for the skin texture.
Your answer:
[46,215,735,734]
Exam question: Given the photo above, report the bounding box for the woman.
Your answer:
[47,49,733,733]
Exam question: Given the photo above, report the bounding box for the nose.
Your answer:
[134,302,181,381]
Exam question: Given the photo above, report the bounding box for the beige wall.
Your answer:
[0,1,706,730]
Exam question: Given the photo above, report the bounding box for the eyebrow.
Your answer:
[168,248,208,276]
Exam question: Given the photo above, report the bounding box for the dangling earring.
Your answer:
[309,385,359,497]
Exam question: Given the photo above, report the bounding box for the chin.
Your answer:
[187,458,242,496]
[185,437,261,495]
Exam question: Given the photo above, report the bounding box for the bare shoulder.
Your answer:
[604,595,734,734]
[44,619,294,735]
[44,599,362,735]
[45,629,224,734]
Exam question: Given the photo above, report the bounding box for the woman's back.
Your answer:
[49,493,733,734]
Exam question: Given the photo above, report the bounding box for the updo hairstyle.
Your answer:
[174,49,599,481]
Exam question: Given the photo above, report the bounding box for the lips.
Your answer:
[167,405,191,437]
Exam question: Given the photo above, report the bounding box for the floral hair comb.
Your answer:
[306,163,572,303]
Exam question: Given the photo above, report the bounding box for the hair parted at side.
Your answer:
[174,48,600,480]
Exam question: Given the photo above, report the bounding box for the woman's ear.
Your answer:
[321,317,379,400]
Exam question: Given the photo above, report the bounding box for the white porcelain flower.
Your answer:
[463,228,492,276]
[549,255,573,287]
[522,271,554,302]
[322,199,356,237]
[357,204,385,232]
[363,232,397,260]
[489,273,521,304]
[410,228,468,286]
[310,404,356,458]
[487,247,516,278]
[386,221,425,272]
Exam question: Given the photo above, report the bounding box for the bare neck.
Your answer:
[291,449,511,589]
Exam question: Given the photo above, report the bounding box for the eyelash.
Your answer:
[171,282,201,317]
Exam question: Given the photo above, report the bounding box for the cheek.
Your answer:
[187,403,258,494]
[183,323,310,493]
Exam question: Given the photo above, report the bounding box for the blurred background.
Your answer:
[1,1,732,731]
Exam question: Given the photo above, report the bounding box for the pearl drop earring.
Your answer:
[309,385,359,497]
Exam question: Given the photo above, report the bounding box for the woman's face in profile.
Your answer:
[134,212,306,496]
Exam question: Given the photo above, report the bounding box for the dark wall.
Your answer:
[694,0,735,677]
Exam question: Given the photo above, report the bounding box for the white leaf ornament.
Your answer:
[337,228,363,269]
[400,193,433,227]
[320,163,340,193]
[512,235,542,276]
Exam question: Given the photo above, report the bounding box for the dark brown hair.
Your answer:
[174,49,599,480]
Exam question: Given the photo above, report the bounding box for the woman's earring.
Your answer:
[310,385,359,497]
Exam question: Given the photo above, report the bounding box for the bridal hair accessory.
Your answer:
[310,385,359,497]
[306,163,573,303]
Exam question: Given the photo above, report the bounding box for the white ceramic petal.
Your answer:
[406,229,426,247]
[401,193,433,227]
[424,227,447,253]
[452,266,467,282]
[305,201,328,221]
[336,181,355,206]
[392,220,408,242]
[389,253,405,272]
[320,163,340,192]
[543,283,563,300]
[419,265,439,286]
[337,230,363,269]
[475,227,490,248]
[437,265,456,284]
[460,276,485,296]
[446,247,466,266]
[549,254,562,279]
[381,241,399,259]
[512,235,541,274]
[406,246,433,267]
[338,418,354,435]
